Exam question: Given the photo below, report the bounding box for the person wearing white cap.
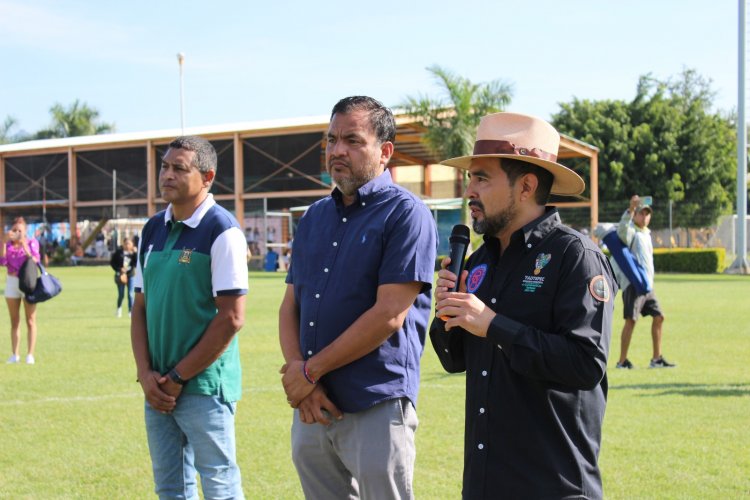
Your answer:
[615,195,675,370]
[430,112,617,499]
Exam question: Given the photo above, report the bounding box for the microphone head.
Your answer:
[449,224,470,244]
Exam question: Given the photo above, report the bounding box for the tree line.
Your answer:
[402,66,739,230]
[1,100,115,144]
[3,69,741,230]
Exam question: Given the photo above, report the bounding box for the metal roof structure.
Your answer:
[0,113,601,238]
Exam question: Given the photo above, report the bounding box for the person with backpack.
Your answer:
[615,195,676,369]
[0,217,41,364]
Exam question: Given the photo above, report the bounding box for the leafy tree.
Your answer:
[400,65,513,222]
[0,116,29,144]
[34,100,115,139]
[552,69,736,229]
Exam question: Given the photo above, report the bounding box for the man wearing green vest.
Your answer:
[131,136,248,499]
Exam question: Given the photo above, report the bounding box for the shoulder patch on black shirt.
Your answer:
[589,275,611,302]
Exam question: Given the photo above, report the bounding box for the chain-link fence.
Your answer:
[557,199,749,256]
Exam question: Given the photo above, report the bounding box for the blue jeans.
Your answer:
[144,394,244,500]
[116,276,134,311]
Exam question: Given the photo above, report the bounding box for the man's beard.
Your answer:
[330,162,379,197]
[470,198,517,236]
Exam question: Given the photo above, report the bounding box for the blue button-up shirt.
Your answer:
[287,170,438,413]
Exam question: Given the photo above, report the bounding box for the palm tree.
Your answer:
[400,65,513,222]
[34,100,115,139]
[0,116,29,144]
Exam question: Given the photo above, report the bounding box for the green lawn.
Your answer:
[0,268,748,498]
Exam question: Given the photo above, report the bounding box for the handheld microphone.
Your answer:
[446,224,470,291]
[439,224,470,321]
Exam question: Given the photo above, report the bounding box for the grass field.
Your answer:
[0,268,748,498]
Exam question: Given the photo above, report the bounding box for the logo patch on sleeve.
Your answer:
[589,275,611,302]
[466,264,488,293]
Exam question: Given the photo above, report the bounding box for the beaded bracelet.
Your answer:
[302,360,317,385]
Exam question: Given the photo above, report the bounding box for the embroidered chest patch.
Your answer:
[522,253,552,292]
[178,248,193,264]
[533,253,551,275]
[466,264,488,293]
[589,275,611,302]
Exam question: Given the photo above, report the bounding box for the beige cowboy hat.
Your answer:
[440,112,585,196]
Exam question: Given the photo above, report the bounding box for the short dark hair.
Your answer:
[499,158,554,205]
[168,136,217,174]
[330,96,396,144]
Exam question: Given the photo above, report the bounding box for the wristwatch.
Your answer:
[168,368,187,385]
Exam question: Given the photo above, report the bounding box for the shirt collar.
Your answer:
[521,206,560,246]
[481,206,561,253]
[163,193,215,228]
[331,169,392,206]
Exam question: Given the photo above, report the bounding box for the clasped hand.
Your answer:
[139,370,182,413]
[435,257,495,338]
[279,362,342,425]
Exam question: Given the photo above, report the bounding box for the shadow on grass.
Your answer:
[611,382,750,397]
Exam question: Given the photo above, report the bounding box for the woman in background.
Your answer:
[0,217,41,364]
[110,237,136,318]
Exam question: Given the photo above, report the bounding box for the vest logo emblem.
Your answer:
[178,248,193,264]
[533,253,551,275]
[466,264,487,293]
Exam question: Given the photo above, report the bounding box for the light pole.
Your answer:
[177,52,185,134]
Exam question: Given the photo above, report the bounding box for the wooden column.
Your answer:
[423,163,432,197]
[233,133,244,228]
[147,141,156,217]
[589,153,599,230]
[67,148,78,245]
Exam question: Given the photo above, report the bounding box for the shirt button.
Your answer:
[342,217,347,222]
[307,350,313,355]
[324,268,329,273]
[478,443,484,450]
[444,348,449,353]
[491,298,497,304]
[361,202,366,206]
[497,344,502,349]
[332,242,338,247]
[482,370,488,376]
[315,293,320,299]
[527,243,532,248]
[309,321,314,327]
[479,408,485,414]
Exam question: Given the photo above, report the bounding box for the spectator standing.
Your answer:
[1,217,41,364]
[110,237,137,318]
[615,195,675,369]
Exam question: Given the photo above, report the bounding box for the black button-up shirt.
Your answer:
[430,208,617,500]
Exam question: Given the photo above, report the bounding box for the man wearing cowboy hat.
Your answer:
[430,112,617,499]
[615,195,675,370]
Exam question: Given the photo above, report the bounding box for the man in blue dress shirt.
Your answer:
[279,96,437,499]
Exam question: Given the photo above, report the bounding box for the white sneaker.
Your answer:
[116,307,122,318]
[6,354,20,364]
[25,354,35,364]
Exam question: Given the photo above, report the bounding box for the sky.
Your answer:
[0,0,741,137]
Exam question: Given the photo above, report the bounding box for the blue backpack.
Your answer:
[602,230,652,295]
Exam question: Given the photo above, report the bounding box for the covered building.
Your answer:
[0,113,599,248]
